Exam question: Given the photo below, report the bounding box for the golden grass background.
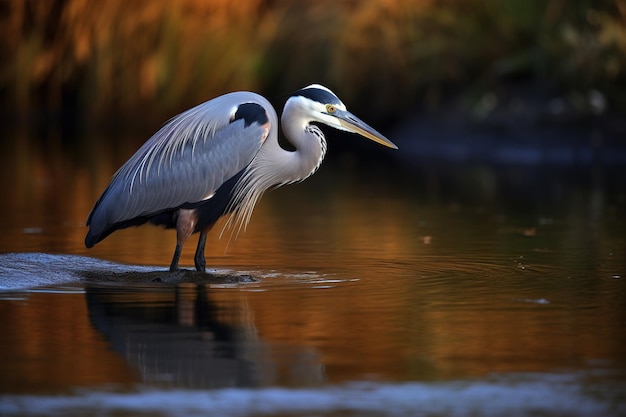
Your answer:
[1,0,625,126]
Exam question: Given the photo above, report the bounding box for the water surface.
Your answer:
[0,130,625,416]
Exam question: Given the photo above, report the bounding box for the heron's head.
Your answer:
[285,84,398,149]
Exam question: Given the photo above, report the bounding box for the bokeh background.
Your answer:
[1,0,625,138]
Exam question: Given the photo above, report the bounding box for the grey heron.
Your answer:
[85,84,397,272]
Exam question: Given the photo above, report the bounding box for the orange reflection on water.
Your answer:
[0,291,137,393]
[0,129,625,393]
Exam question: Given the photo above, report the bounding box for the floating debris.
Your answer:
[514,298,550,305]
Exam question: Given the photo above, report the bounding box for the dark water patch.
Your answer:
[83,283,286,390]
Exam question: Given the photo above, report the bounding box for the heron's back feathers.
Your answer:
[85,92,277,246]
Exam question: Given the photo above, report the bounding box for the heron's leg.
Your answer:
[194,230,208,272]
[169,243,183,272]
[170,209,197,272]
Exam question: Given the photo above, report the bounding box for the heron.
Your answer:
[85,84,397,272]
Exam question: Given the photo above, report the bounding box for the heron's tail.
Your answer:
[84,202,108,248]
[84,229,99,248]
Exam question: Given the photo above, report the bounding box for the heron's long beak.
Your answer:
[334,109,398,149]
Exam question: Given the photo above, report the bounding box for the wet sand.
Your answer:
[78,268,256,285]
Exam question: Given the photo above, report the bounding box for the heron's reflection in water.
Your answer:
[85,283,324,389]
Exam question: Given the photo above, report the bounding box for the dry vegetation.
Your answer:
[1,0,625,126]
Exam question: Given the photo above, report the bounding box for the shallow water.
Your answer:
[0,131,625,416]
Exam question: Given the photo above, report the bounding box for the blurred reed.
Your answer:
[1,0,624,127]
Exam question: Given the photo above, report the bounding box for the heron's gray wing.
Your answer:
[86,92,275,242]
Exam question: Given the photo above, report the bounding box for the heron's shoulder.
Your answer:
[173,91,276,133]
[231,102,269,128]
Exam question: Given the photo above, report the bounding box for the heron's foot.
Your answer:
[194,256,206,273]
[194,251,206,272]
[169,265,181,272]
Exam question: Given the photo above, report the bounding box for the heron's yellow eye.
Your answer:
[325,104,336,113]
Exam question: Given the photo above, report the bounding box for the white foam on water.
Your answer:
[0,373,621,417]
[0,253,260,290]
[0,253,154,290]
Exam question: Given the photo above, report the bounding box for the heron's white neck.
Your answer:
[278,107,326,183]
